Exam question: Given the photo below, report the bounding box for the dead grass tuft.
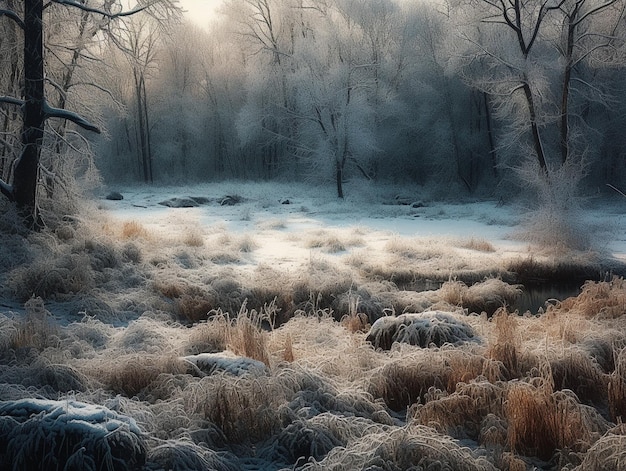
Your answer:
[609,348,626,423]
[410,380,507,441]
[558,278,626,319]
[182,227,205,247]
[368,349,484,412]
[186,316,230,354]
[572,424,626,471]
[488,309,521,379]
[439,279,521,315]
[121,220,149,239]
[341,312,370,333]
[8,253,95,301]
[227,303,271,367]
[460,237,496,252]
[505,379,609,461]
[10,297,60,351]
[100,354,187,399]
[188,373,284,443]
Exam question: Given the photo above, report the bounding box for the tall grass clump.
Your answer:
[121,220,149,239]
[10,297,60,351]
[609,348,626,423]
[488,308,521,379]
[505,366,609,461]
[226,301,272,367]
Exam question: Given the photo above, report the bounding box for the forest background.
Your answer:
[2,0,625,225]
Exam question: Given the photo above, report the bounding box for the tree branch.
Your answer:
[43,101,101,133]
[0,96,25,108]
[48,0,156,18]
[0,9,25,29]
[0,179,14,201]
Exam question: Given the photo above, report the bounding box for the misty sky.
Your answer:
[180,0,222,27]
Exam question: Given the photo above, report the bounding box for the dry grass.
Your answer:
[368,349,484,411]
[385,237,445,261]
[121,220,149,239]
[460,237,496,252]
[4,194,626,469]
[573,424,626,471]
[182,227,205,247]
[609,348,626,423]
[505,380,609,460]
[187,373,285,443]
[439,279,521,315]
[488,308,521,378]
[226,305,271,367]
[10,297,60,351]
[559,278,626,319]
[99,354,187,399]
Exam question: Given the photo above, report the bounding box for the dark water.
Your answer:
[512,283,583,315]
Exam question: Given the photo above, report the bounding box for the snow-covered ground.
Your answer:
[100,181,626,310]
[2,181,626,470]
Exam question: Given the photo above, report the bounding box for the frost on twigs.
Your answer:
[0,398,147,471]
[366,311,478,350]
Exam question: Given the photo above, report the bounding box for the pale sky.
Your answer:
[179,0,223,28]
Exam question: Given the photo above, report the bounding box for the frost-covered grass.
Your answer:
[1,182,626,469]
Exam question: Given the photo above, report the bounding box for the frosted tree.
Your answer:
[196,23,247,177]
[0,0,179,228]
[457,0,623,173]
[227,0,304,179]
[452,0,625,246]
[289,12,377,198]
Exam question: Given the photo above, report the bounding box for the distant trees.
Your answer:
[67,0,626,205]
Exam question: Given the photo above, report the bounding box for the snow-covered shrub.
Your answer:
[146,441,239,471]
[572,424,626,471]
[366,311,477,350]
[516,156,591,251]
[261,414,380,464]
[182,352,268,377]
[0,399,146,471]
[296,426,498,470]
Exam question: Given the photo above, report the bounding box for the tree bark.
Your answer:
[14,0,45,228]
[522,80,548,173]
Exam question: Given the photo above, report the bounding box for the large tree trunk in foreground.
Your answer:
[14,0,45,228]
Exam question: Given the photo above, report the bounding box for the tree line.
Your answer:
[1,0,625,226]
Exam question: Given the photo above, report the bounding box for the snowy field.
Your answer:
[1,181,626,470]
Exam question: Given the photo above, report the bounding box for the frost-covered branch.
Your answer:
[0,9,25,29]
[43,101,101,133]
[48,0,155,18]
[0,96,25,108]
[0,179,13,201]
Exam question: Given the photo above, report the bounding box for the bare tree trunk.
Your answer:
[522,80,548,172]
[483,92,498,179]
[14,0,45,228]
[336,159,343,199]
